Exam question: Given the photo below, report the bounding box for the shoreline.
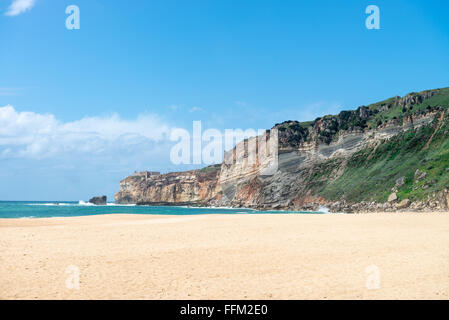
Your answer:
[0,210,445,219]
[1,209,447,220]
[4,199,448,216]
[0,202,327,219]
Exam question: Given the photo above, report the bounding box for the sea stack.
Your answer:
[88,196,107,205]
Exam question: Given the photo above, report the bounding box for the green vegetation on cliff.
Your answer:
[238,87,449,209]
[367,87,449,127]
[275,87,449,146]
[316,109,449,203]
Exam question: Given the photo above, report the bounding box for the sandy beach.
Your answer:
[1,212,448,300]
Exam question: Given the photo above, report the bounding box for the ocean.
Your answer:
[0,201,325,219]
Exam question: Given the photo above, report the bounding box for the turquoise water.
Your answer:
[0,201,323,218]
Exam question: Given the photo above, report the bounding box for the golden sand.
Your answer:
[1,212,448,299]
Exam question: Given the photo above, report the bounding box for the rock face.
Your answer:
[89,196,107,205]
[115,88,449,212]
[115,166,221,205]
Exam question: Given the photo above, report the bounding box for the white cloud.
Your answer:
[0,105,171,159]
[5,0,35,16]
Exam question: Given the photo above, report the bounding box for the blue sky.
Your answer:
[1,0,448,201]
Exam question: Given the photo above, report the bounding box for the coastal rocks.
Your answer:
[396,199,411,210]
[89,196,107,205]
[327,200,398,213]
[326,201,347,213]
[388,193,398,202]
[437,188,449,209]
[333,192,449,213]
[407,190,449,211]
[409,201,425,210]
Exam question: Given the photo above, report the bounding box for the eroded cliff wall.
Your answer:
[115,165,221,205]
[115,88,449,212]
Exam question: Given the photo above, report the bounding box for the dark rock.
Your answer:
[89,196,107,205]
[358,106,370,119]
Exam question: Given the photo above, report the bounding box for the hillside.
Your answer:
[115,87,449,212]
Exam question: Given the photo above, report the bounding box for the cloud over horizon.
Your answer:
[0,105,171,159]
[0,105,188,201]
[5,0,35,16]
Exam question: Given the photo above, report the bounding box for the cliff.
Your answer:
[115,165,222,206]
[115,87,449,212]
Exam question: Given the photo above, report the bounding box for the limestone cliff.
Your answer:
[115,166,221,205]
[115,87,449,212]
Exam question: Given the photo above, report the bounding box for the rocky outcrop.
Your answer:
[394,89,439,109]
[115,166,221,205]
[89,196,107,205]
[115,88,449,212]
